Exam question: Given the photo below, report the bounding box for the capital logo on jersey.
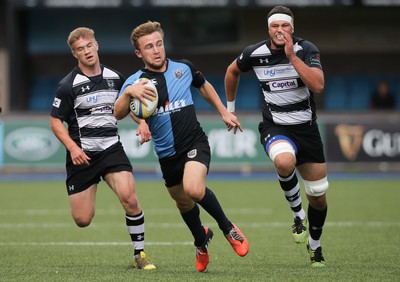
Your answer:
[269,79,298,91]
[335,124,365,161]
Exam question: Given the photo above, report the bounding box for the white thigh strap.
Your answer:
[268,142,295,162]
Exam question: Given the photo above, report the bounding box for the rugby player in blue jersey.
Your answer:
[114,21,248,272]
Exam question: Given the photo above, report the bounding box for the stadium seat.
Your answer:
[348,76,372,110]
[323,76,348,110]
[235,76,261,110]
[194,75,261,111]
[29,77,59,111]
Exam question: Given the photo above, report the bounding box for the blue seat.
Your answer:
[348,76,373,110]
[29,77,59,111]
[192,75,225,111]
[324,76,348,110]
[193,75,261,111]
[235,76,261,110]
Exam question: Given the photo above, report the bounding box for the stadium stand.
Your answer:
[29,77,59,111]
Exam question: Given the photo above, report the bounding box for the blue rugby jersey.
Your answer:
[120,59,208,159]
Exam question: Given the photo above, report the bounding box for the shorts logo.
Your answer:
[187,149,197,158]
[69,185,75,191]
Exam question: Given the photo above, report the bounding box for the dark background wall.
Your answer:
[3,1,400,112]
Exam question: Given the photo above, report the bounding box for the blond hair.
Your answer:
[67,27,95,50]
[130,21,164,50]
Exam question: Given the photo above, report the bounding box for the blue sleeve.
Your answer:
[176,59,206,89]
[119,72,142,97]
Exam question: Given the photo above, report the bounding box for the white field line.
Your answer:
[0,241,192,246]
[1,221,399,247]
[0,221,399,229]
[0,208,272,216]
[1,221,399,246]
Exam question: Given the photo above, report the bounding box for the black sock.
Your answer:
[197,187,232,235]
[180,204,205,246]
[308,204,328,240]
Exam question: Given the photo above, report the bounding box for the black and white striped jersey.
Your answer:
[236,36,322,125]
[50,65,125,155]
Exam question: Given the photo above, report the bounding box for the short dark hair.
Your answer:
[130,21,164,50]
[267,6,294,19]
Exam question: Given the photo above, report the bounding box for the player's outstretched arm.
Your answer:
[224,60,241,113]
[198,81,243,134]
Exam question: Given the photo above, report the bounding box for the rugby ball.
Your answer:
[129,78,158,119]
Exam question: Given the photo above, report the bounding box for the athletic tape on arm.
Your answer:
[227,100,235,112]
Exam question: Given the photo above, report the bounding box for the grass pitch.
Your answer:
[0,177,399,281]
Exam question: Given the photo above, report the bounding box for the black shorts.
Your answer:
[65,141,132,195]
[159,139,211,188]
[258,121,326,166]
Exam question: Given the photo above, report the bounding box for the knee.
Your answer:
[73,214,93,228]
[121,193,140,214]
[185,186,205,202]
[124,193,139,208]
[274,154,296,175]
[269,142,296,175]
[175,199,195,212]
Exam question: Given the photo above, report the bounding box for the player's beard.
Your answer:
[147,57,166,71]
[271,38,285,49]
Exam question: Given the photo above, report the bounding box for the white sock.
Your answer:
[308,237,321,250]
[294,209,306,221]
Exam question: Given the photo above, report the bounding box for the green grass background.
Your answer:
[0,179,399,281]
